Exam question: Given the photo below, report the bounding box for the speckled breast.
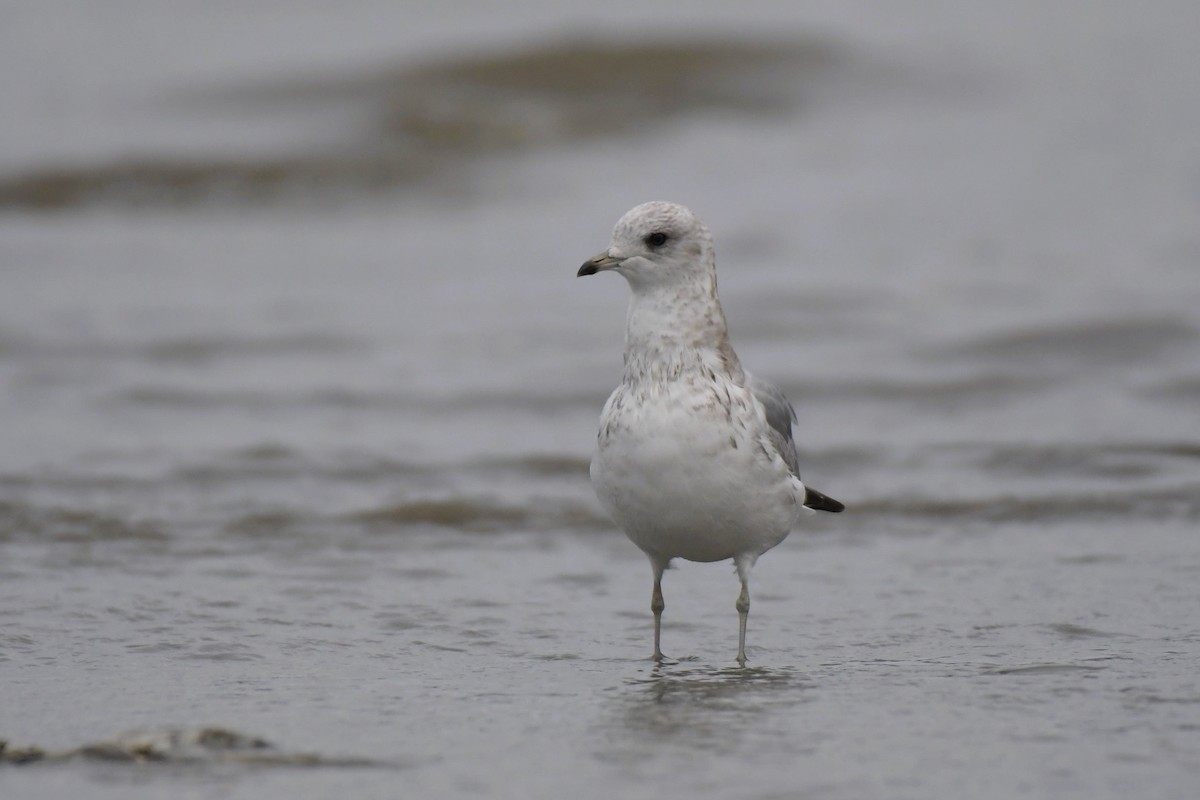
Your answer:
[590,380,800,563]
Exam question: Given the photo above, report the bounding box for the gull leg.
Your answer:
[734,554,757,667]
[651,559,666,662]
[736,581,750,667]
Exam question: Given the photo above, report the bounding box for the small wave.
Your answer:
[975,440,1200,480]
[121,386,282,410]
[786,372,1049,408]
[932,316,1196,369]
[187,642,263,662]
[0,36,841,211]
[1043,623,1122,640]
[115,385,592,415]
[984,663,1107,676]
[0,332,361,364]
[141,333,364,363]
[1121,691,1200,706]
[471,454,591,478]
[175,447,429,485]
[220,510,307,538]
[0,727,392,768]
[0,501,166,544]
[847,484,1200,525]
[349,497,610,534]
[171,447,588,489]
[1143,373,1200,404]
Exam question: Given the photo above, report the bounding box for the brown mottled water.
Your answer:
[2,2,1199,799]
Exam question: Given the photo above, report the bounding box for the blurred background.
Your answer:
[1,1,1198,798]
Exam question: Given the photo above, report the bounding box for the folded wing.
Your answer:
[746,372,844,513]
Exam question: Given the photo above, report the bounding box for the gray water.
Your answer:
[2,1,1199,798]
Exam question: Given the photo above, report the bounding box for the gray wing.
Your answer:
[746,372,800,477]
[748,372,846,513]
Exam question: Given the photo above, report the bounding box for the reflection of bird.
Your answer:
[578,201,844,666]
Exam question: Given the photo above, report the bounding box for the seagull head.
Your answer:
[577,201,715,292]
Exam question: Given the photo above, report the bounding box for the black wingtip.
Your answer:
[804,488,845,513]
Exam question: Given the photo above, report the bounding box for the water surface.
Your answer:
[2,2,1199,798]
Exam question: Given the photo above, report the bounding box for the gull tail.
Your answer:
[803,487,845,513]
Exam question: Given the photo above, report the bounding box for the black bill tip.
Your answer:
[577,261,599,277]
[804,488,845,513]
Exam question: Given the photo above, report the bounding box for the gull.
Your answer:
[578,201,843,666]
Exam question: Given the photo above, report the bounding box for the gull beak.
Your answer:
[577,250,625,277]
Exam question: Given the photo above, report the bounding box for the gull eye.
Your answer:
[645,232,668,248]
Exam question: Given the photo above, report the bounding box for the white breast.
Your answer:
[590,374,802,564]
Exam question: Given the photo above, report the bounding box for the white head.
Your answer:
[577,201,716,293]
[579,201,734,356]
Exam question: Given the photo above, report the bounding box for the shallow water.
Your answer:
[2,1,1200,798]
